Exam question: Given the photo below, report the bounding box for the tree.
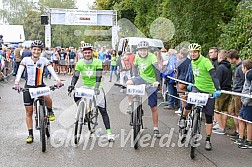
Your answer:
[218,0,252,59]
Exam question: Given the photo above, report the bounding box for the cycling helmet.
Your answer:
[188,43,201,51]
[31,40,44,49]
[82,43,93,51]
[137,41,149,50]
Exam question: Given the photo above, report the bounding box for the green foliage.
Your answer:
[218,0,252,59]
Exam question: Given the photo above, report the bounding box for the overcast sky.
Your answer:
[0,0,96,10]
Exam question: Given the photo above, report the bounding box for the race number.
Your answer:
[187,92,209,106]
[75,87,94,99]
[29,87,51,99]
[126,84,145,96]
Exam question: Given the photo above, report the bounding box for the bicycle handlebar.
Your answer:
[114,83,157,89]
[13,84,64,93]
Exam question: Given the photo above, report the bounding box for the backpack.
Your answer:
[185,63,194,83]
[121,55,131,70]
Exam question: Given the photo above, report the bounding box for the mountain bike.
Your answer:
[14,85,63,152]
[115,83,153,149]
[178,91,212,159]
[68,86,99,145]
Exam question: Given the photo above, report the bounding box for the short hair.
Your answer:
[118,50,122,55]
[209,47,218,52]
[228,49,239,59]
[218,50,228,60]
[242,59,252,70]
[180,48,188,58]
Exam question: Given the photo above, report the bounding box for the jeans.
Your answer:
[167,83,179,106]
[110,65,118,81]
[44,67,51,78]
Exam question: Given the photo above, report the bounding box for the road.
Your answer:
[0,74,251,167]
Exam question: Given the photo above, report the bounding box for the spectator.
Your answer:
[212,50,232,134]
[14,44,23,76]
[163,49,179,110]
[109,50,119,82]
[209,47,219,69]
[41,47,52,79]
[175,48,191,114]
[235,59,252,149]
[227,49,245,140]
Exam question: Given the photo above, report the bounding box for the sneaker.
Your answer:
[120,89,125,93]
[212,123,219,130]
[163,105,175,110]
[48,113,55,121]
[205,141,212,151]
[153,129,161,138]
[230,134,239,141]
[212,128,225,135]
[26,135,33,143]
[126,104,132,114]
[227,131,239,137]
[178,118,186,129]
[107,134,115,142]
[234,138,244,145]
[175,108,182,114]
[238,140,252,149]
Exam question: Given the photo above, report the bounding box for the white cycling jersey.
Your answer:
[20,57,50,86]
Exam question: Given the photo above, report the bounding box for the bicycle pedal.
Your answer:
[129,122,133,126]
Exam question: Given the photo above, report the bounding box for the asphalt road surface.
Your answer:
[0,74,251,167]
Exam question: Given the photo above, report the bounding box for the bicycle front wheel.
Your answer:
[132,101,141,149]
[74,101,85,145]
[39,105,46,152]
[190,112,200,159]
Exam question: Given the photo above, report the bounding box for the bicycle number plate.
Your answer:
[126,84,145,96]
[29,87,51,98]
[187,92,209,106]
[75,87,94,99]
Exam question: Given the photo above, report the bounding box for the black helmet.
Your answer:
[137,41,149,50]
[31,40,44,49]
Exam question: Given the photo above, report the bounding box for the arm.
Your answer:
[15,65,25,84]
[215,66,223,85]
[209,69,221,90]
[95,69,103,89]
[70,71,80,86]
[153,62,161,83]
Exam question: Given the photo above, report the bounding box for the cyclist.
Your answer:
[178,43,221,150]
[68,43,114,142]
[126,41,161,138]
[13,40,63,143]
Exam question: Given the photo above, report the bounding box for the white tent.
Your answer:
[0,25,25,43]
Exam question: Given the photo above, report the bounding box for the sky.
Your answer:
[76,0,95,9]
[0,0,96,10]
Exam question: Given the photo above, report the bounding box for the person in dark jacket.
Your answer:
[236,59,252,148]
[212,50,232,134]
[175,48,191,113]
[208,47,218,69]
[227,49,245,139]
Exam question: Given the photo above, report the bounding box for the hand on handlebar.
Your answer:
[13,84,21,93]
[68,85,75,93]
[187,84,194,92]
[94,88,100,95]
[152,81,160,88]
[213,90,221,99]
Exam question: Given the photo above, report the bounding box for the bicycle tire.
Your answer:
[87,97,98,133]
[132,101,141,149]
[46,120,50,137]
[39,105,46,152]
[190,112,200,159]
[74,100,85,145]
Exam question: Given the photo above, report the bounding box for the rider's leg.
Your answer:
[44,95,55,121]
[25,106,33,133]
